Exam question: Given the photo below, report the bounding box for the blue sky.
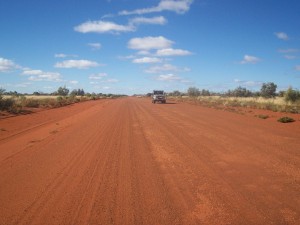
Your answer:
[0,0,299,95]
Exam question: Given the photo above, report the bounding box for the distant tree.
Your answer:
[260,82,277,98]
[0,88,5,105]
[33,91,41,96]
[78,89,85,96]
[70,89,77,96]
[168,90,182,97]
[278,90,285,97]
[173,90,182,96]
[200,89,210,96]
[284,87,300,103]
[253,91,261,97]
[187,87,200,97]
[0,88,5,97]
[57,86,69,96]
[70,88,85,96]
[4,90,20,96]
[232,86,253,97]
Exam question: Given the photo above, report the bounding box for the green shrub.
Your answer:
[277,117,295,123]
[261,82,277,98]
[0,98,15,110]
[56,96,65,106]
[284,87,300,103]
[47,98,60,108]
[24,99,40,108]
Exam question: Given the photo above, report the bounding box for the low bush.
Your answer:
[0,98,15,111]
[24,98,40,108]
[284,87,300,103]
[277,117,295,123]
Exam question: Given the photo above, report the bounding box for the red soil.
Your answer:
[0,98,299,225]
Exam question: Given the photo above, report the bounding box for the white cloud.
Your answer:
[129,16,167,26]
[89,73,119,84]
[156,73,183,81]
[156,48,192,56]
[137,50,150,55]
[119,0,193,15]
[89,73,108,80]
[133,57,162,64]
[54,53,67,58]
[70,80,79,84]
[284,55,296,60]
[240,55,261,64]
[54,53,78,58]
[128,36,173,50]
[118,55,136,60]
[157,74,180,81]
[74,20,134,33]
[158,0,193,14]
[106,78,119,83]
[234,79,262,87]
[0,57,19,72]
[275,32,289,40]
[24,69,62,82]
[28,73,62,82]
[92,85,111,90]
[55,60,100,69]
[295,65,300,71]
[22,69,43,75]
[278,49,298,60]
[88,43,102,50]
[278,48,299,53]
[145,63,190,73]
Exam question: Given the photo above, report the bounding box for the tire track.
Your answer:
[71,102,127,225]
[6,101,118,225]
[133,101,269,224]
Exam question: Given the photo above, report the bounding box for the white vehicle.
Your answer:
[152,90,166,104]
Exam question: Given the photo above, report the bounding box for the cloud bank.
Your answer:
[119,0,193,15]
[55,60,100,69]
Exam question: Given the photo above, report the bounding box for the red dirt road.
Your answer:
[0,98,300,225]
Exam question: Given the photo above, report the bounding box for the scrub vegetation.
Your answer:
[168,83,300,114]
[0,87,126,114]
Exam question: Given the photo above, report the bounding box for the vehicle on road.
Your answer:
[152,90,166,104]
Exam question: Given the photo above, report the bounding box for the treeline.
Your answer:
[168,82,300,103]
[0,86,127,113]
[1,86,127,99]
[51,86,126,98]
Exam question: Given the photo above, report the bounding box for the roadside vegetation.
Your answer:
[277,117,295,123]
[168,82,300,114]
[0,86,126,114]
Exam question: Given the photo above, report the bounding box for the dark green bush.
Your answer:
[277,117,295,123]
[284,87,300,103]
[24,99,40,108]
[0,98,15,110]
